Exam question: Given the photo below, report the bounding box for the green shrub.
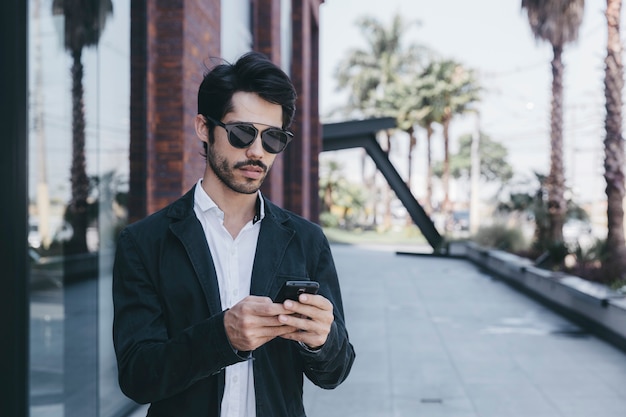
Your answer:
[319,211,340,228]
[473,224,527,252]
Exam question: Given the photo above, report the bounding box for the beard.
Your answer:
[207,144,270,194]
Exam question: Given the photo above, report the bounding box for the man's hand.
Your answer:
[278,294,334,349]
[224,296,296,351]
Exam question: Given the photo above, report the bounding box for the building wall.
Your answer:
[255,0,287,207]
[289,0,322,222]
[130,0,220,222]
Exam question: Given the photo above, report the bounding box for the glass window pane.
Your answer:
[28,0,130,416]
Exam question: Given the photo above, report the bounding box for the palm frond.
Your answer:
[521,0,584,47]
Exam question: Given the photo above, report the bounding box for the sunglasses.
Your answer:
[205,115,293,154]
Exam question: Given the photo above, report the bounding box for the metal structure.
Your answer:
[2,0,29,415]
[322,117,444,251]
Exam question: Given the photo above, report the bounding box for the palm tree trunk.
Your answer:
[425,124,434,215]
[323,183,333,213]
[603,0,626,281]
[66,48,89,254]
[407,126,415,190]
[547,44,566,243]
[360,150,375,225]
[442,117,451,228]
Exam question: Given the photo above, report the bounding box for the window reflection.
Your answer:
[28,0,130,415]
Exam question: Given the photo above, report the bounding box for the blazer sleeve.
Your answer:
[299,232,356,389]
[112,227,244,404]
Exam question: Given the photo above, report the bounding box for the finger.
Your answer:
[231,310,296,331]
[278,313,310,329]
[239,296,293,317]
[279,327,327,349]
[278,312,329,334]
[251,323,299,339]
[225,301,297,350]
[228,321,299,351]
[285,294,333,315]
[283,298,333,322]
[297,293,333,310]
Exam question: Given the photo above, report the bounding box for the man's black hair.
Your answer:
[197,51,297,154]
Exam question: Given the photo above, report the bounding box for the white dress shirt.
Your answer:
[193,180,263,417]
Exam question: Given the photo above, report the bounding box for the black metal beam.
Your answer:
[323,117,397,145]
[322,118,443,251]
[0,0,29,415]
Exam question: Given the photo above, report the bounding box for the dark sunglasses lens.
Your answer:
[261,129,289,153]
[228,124,257,148]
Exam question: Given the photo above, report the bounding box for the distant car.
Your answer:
[54,221,74,242]
[563,219,594,249]
[452,210,470,231]
[28,222,41,249]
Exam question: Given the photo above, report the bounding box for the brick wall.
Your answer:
[286,0,323,222]
[182,1,217,191]
[254,0,285,207]
[130,0,220,222]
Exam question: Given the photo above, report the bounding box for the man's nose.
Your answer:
[245,132,265,158]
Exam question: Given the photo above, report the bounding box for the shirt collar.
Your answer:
[194,179,265,224]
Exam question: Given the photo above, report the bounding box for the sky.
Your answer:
[319,0,610,204]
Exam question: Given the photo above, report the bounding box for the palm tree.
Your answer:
[382,71,444,215]
[334,13,424,118]
[52,0,113,254]
[374,81,416,187]
[602,0,626,281]
[319,159,345,213]
[433,60,481,221]
[375,59,480,221]
[521,0,584,245]
[374,81,423,228]
[434,132,513,185]
[334,13,426,228]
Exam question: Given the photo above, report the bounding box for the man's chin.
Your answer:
[229,179,263,195]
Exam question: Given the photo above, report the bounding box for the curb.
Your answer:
[460,241,626,351]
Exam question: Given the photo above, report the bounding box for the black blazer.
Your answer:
[112,187,355,417]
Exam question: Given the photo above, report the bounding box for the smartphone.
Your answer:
[273,280,319,303]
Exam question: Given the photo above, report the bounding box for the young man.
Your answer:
[112,52,355,417]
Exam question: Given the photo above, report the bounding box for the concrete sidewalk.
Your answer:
[302,243,626,417]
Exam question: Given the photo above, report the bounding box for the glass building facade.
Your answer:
[27,0,131,415]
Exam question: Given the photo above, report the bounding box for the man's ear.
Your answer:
[195,114,209,142]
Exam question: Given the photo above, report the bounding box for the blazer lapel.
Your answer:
[168,188,222,316]
[250,200,295,297]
